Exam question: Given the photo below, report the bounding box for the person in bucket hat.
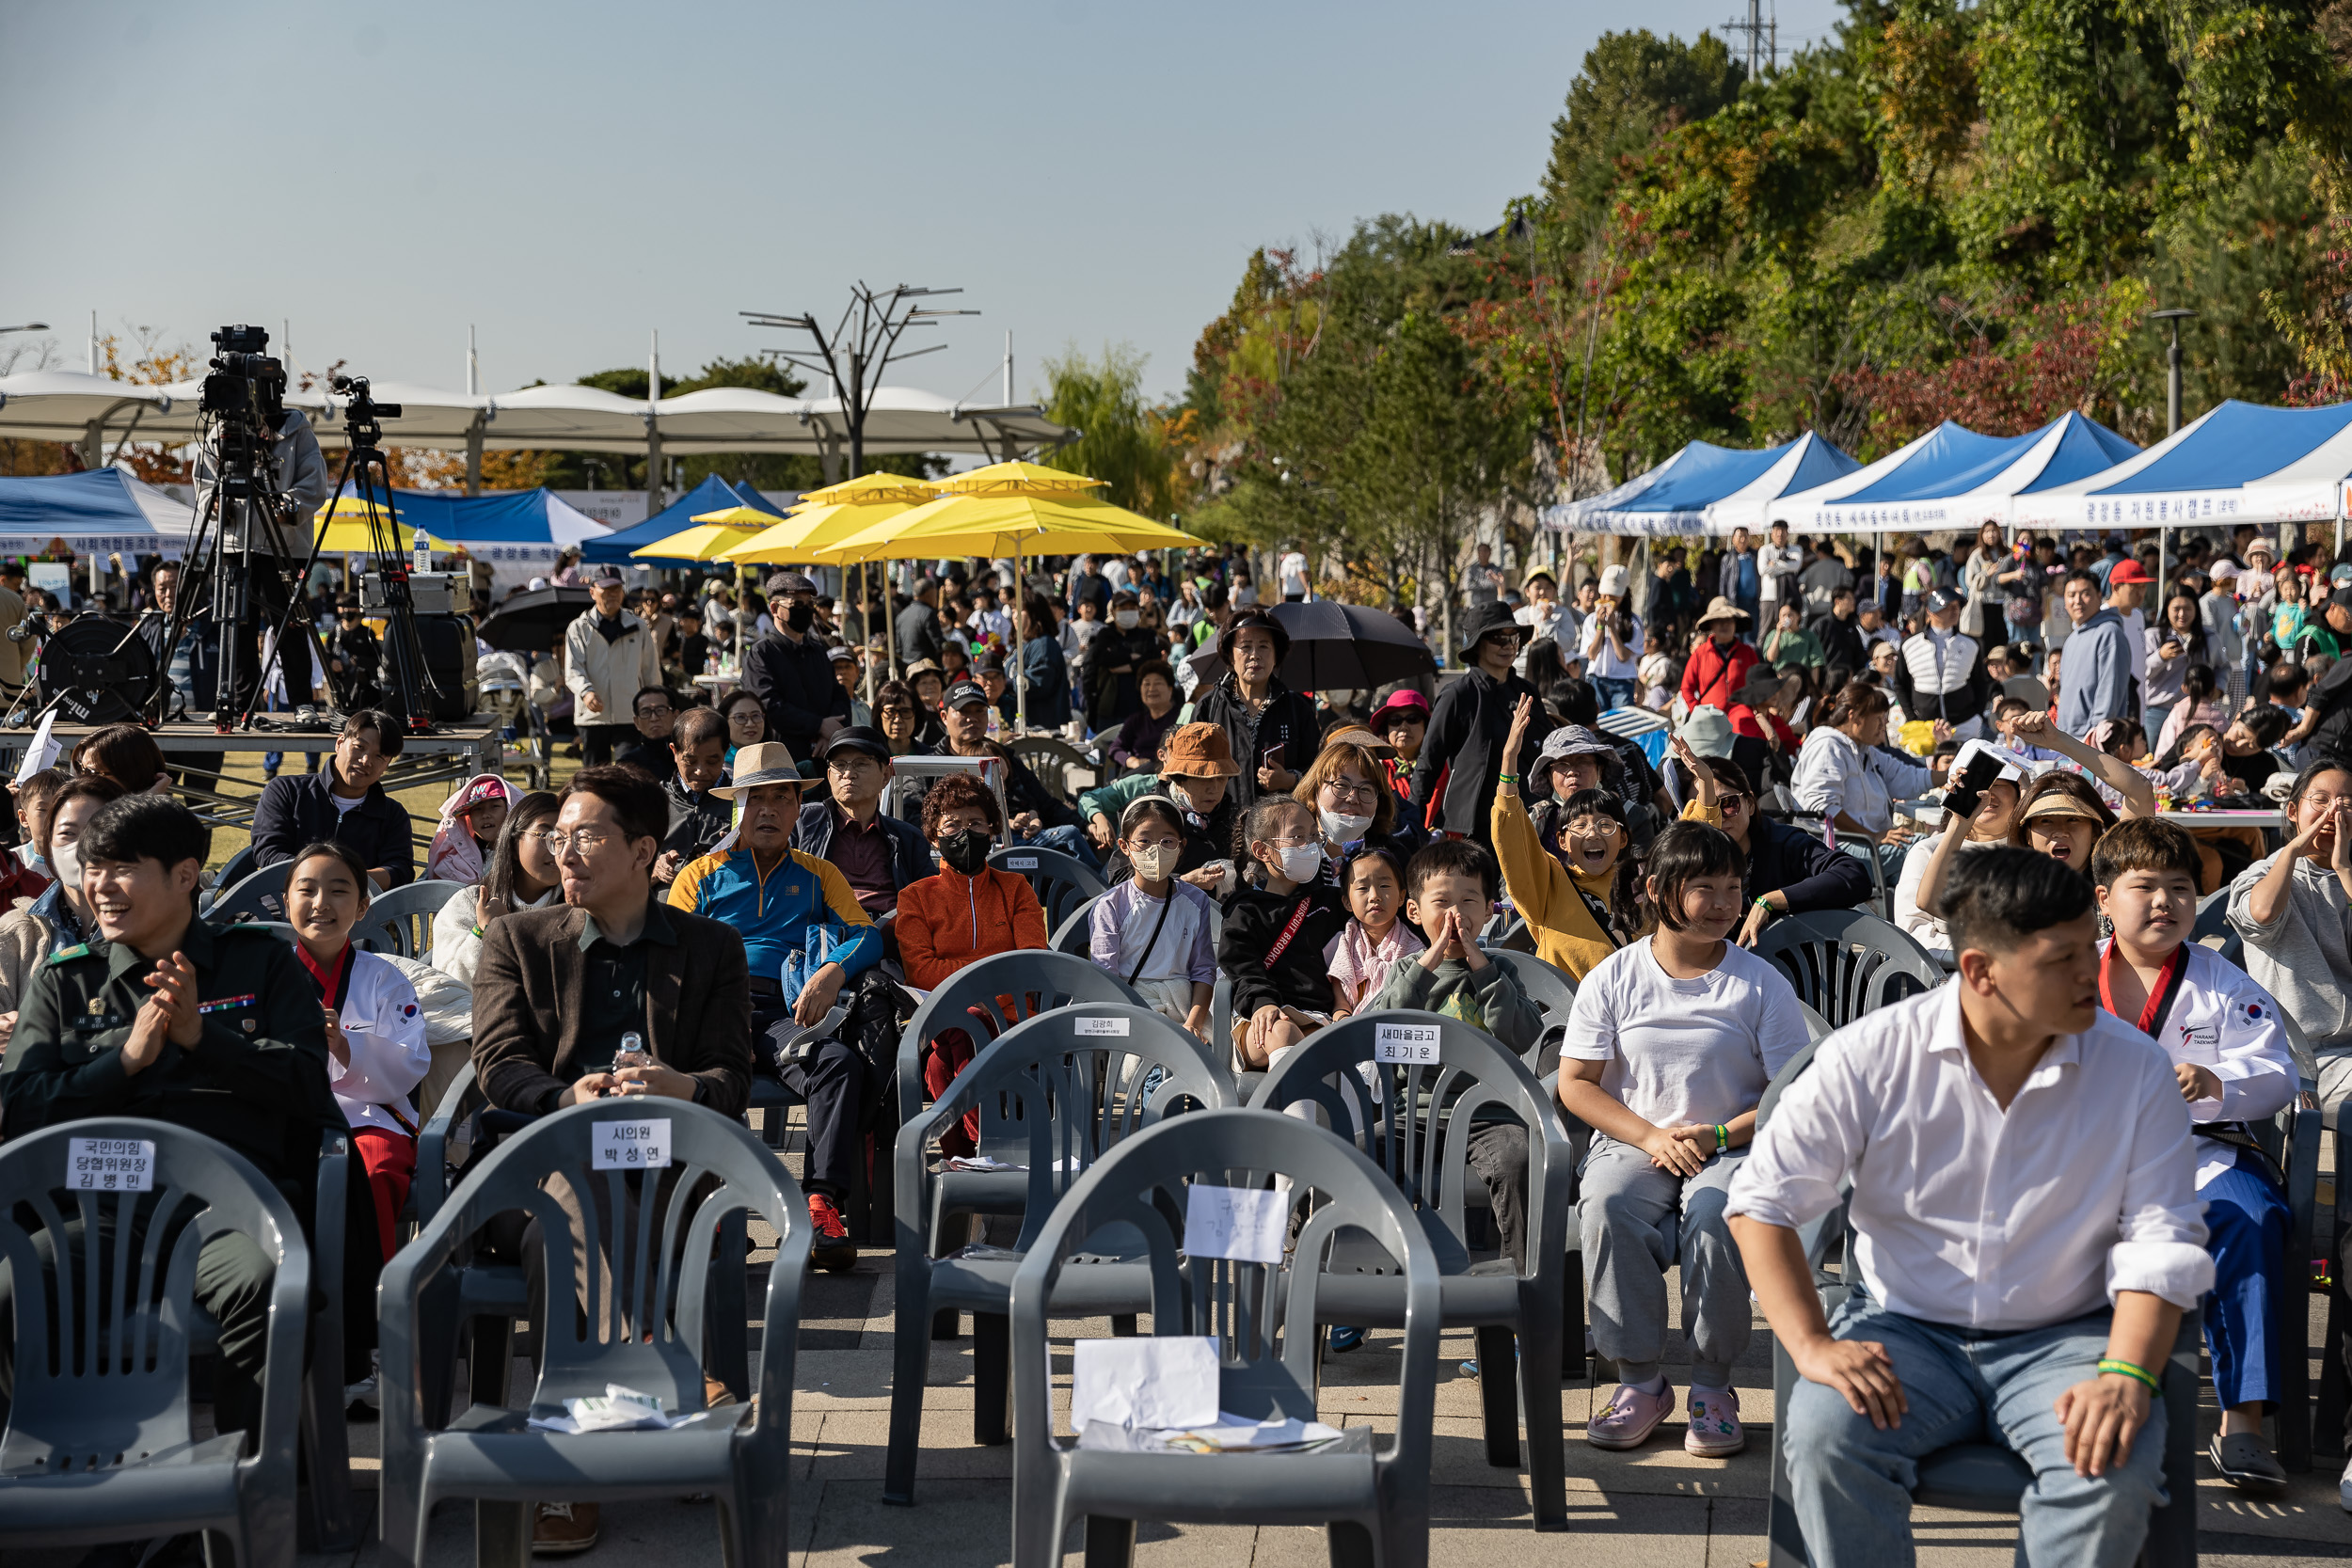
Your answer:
[1681,596,1758,713]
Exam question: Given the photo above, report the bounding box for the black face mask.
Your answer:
[939,829,991,875]
[785,603,815,632]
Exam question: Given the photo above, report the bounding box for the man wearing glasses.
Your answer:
[615,685,679,785]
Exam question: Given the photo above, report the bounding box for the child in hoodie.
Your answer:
[1219,795,1347,1071]
[424,773,516,885]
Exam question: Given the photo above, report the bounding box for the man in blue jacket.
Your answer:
[249,708,414,887]
[2056,569,2137,736]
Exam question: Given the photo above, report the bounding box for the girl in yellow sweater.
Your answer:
[1491,695,1642,980]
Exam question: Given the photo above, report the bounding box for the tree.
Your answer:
[1543,31,1746,249]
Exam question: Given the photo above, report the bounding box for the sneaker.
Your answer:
[704,1375,739,1411]
[342,1372,379,1419]
[806,1192,857,1273]
[1684,1385,1744,1457]
[532,1502,600,1557]
[2208,1432,2287,1493]
[1587,1380,1675,1449]
[1327,1326,1366,1354]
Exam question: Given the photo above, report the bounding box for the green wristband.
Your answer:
[2096,1357,2160,1394]
[1714,1123,1728,1151]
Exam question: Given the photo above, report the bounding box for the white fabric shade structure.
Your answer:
[1544,433,1858,536]
[1764,413,2140,534]
[0,370,1073,461]
[2009,399,2352,530]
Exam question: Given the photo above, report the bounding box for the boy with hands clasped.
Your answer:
[1728,847,2214,1568]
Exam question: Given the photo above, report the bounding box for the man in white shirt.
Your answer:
[1727,846,2211,1568]
[1756,520,1804,625]
[1278,548,1311,602]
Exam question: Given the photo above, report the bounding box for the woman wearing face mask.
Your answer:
[1103,722,1243,897]
[897,775,1049,1148]
[1084,590,1159,731]
[1292,738,1410,888]
[1089,796,1217,1036]
[0,774,127,1040]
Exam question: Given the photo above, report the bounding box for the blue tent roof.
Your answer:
[1776,413,2140,532]
[0,467,195,554]
[1546,433,1859,535]
[333,485,603,544]
[580,475,788,563]
[2014,399,2352,529]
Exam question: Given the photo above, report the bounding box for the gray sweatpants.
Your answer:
[1578,1135,1751,1387]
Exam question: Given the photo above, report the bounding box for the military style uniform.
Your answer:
[0,918,340,1436]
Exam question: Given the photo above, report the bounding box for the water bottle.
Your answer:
[612,1030,649,1071]
[411,528,431,576]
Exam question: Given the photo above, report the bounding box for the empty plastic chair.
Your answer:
[886,1001,1235,1503]
[989,845,1108,937]
[1009,1107,1440,1568]
[0,1118,311,1568]
[1249,1009,1576,1530]
[378,1098,808,1568]
[894,949,1148,1143]
[204,860,294,927]
[356,878,466,960]
[1479,948,1577,1074]
[1752,907,1942,1028]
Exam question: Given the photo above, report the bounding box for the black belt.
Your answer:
[748,974,785,999]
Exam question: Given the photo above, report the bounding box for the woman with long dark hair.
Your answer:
[430,789,562,989]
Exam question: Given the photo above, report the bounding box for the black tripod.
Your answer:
[251,378,437,733]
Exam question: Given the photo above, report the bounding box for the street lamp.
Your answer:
[0,323,49,336]
[2150,309,2198,436]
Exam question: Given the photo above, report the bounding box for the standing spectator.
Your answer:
[1463,541,1506,612]
[2055,569,2137,736]
[1190,611,1323,829]
[2201,559,2249,707]
[564,568,662,767]
[1721,526,1761,626]
[250,708,414,888]
[1760,601,1824,673]
[1800,537,1853,621]
[324,595,383,710]
[1681,598,1759,711]
[1962,521,2009,647]
[1067,555,1111,621]
[1998,531,2057,652]
[1648,546,1695,648]
[1015,593,1073,728]
[1811,587,1867,673]
[1894,588,1990,739]
[2107,557,2156,694]
[1756,521,1803,631]
[1279,546,1311,603]
[2143,593,2210,740]
[1411,603,1541,853]
[1083,590,1158,731]
[896,578,946,669]
[1579,564,1645,709]
[741,570,849,763]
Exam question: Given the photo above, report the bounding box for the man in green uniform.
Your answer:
[0,793,339,1445]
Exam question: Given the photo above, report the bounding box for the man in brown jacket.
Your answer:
[466,765,752,1558]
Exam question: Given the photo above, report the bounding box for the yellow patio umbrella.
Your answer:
[628,507,772,562]
[313,494,453,553]
[827,484,1204,731]
[926,459,1104,498]
[717,491,934,565]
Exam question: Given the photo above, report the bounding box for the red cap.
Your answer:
[2107,560,2153,584]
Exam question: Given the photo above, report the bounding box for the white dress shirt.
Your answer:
[1727,982,2214,1331]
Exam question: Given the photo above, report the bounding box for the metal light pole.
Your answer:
[2149,309,2199,606]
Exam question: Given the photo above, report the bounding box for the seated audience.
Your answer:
[2091,818,2296,1493]
[1219,794,1348,1071]
[1890,741,2024,948]
[1729,847,2211,1568]
[1791,683,1931,867]
[1108,722,1240,895]
[921,678,1089,863]
[614,685,680,784]
[1326,845,1421,1018]
[1492,697,1640,981]
[1294,735,1413,891]
[250,708,415,887]
[718,688,769,769]
[0,773,123,1025]
[1677,737,1873,943]
[71,722,170,795]
[665,744,880,1271]
[0,768,60,906]
[1561,821,1807,1456]
[875,677,944,757]
[794,725,932,926]
[425,772,516,884]
[2228,758,2352,1104]
[431,790,561,990]
[1106,659,1183,773]
[1089,795,1217,1035]
[0,794,342,1450]
[1366,839,1537,1038]
[658,705,733,878]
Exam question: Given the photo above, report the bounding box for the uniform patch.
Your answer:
[49,943,89,964]
[197,993,256,1015]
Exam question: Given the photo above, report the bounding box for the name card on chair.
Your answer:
[593,1118,672,1170]
[1374,1021,1441,1064]
[1006,855,1039,870]
[1071,1336,1219,1430]
[69,1137,153,1192]
[1074,1016,1131,1037]
[1184,1183,1287,1264]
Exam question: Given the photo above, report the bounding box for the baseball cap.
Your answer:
[1923,587,1963,613]
[825,644,856,663]
[2107,560,2153,585]
[765,570,816,597]
[590,568,625,588]
[2329,586,2352,614]
[2209,559,2241,581]
[943,678,990,710]
[820,725,892,763]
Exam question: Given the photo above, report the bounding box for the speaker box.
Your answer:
[376,614,478,723]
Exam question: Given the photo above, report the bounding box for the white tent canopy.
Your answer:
[2010,399,2352,530]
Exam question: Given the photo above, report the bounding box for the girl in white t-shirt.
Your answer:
[1558,821,1808,1460]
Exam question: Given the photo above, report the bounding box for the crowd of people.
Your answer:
[1,520,2348,1567]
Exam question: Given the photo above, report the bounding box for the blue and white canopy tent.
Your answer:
[317,485,612,595]
[1543,433,1858,536]
[0,467,197,557]
[579,475,789,564]
[1764,412,2139,533]
[2010,400,2352,533]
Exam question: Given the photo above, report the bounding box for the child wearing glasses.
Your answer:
[1491,696,1641,980]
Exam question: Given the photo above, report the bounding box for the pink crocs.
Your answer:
[1587,1380,1676,1449]
[1685,1385,1744,1456]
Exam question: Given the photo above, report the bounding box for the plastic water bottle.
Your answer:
[612,1031,649,1071]
[410,528,430,576]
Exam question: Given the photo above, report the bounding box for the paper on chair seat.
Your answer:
[527,1384,712,1433]
[1070,1337,1219,1431]
[1075,1411,1347,1453]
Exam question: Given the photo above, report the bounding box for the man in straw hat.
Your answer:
[1680,594,1758,714]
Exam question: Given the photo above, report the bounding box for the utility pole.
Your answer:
[2149,308,2199,604]
[1723,0,1776,75]
[644,329,664,517]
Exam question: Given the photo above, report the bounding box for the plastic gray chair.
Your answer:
[1753,907,1942,1028]
[989,844,1107,937]
[885,1001,1236,1504]
[357,878,465,960]
[1006,734,1092,800]
[1248,1010,1575,1530]
[212,843,261,895]
[894,949,1148,1145]
[203,860,293,926]
[1009,1107,1440,1568]
[1050,893,1104,957]
[1755,1046,2200,1567]
[1479,948,1576,1075]
[0,1117,310,1568]
[2191,887,2245,966]
[377,1098,809,1568]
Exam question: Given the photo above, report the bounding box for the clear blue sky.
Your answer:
[2,0,1847,408]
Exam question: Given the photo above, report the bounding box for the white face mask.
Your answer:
[1277,843,1324,882]
[1115,610,1140,630]
[50,838,81,892]
[1319,808,1374,844]
[1129,844,1178,881]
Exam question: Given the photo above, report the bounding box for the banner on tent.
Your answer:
[2013,483,2336,531]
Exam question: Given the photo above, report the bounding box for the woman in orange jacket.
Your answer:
[897,772,1049,1153]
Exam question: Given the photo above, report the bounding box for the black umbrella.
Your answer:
[1186,598,1437,691]
[475,585,596,652]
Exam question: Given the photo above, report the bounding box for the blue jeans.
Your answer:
[2202,1150,2289,1409]
[1784,1298,2168,1568]
[1015,823,1101,874]
[1593,676,1636,710]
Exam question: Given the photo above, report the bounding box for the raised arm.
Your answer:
[2009,709,2155,818]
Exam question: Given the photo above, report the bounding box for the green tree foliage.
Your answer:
[1543,31,1747,248]
[1036,343,1181,516]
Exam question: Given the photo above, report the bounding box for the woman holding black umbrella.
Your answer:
[1189,610,1322,829]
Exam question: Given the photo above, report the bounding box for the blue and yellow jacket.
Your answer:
[668,845,881,986]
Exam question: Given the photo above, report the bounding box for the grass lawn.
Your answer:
[198,744,582,874]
